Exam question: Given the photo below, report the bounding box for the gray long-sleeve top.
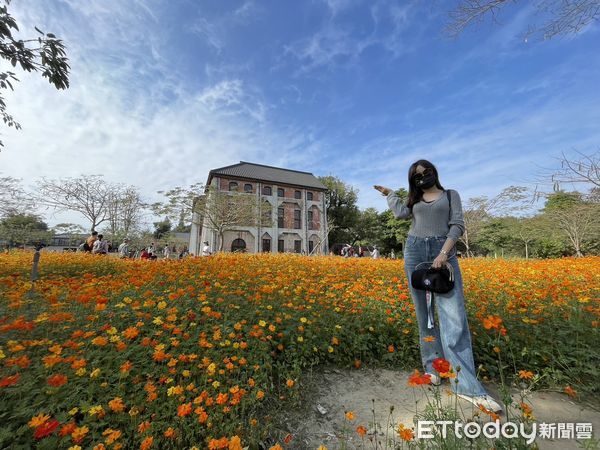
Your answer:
[386,189,465,241]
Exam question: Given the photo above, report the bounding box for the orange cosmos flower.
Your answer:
[28,413,50,428]
[59,422,76,437]
[286,379,295,388]
[108,397,125,412]
[33,418,59,440]
[163,427,176,438]
[387,344,395,353]
[482,315,503,330]
[229,435,243,450]
[71,425,89,443]
[47,374,68,387]
[0,373,20,387]
[268,445,283,450]
[423,335,436,342]
[398,424,414,441]
[356,425,367,436]
[120,361,132,373]
[138,421,151,433]
[408,369,432,386]
[91,336,108,346]
[177,402,192,417]
[564,386,577,398]
[140,436,153,450]
[123,327,139,339]
[518,370,534,380]
[432,358,450,374]
[345,411,355,421]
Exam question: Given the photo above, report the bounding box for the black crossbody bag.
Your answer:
[410,190,455,294]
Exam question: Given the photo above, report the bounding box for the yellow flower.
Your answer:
[153,316,163,325]
[300,317,308,323]
[157,301,167,309]
[0,349,5,359]
[76,368,86,376]
[90,368,101,378]
[259,320,266,327]
[345,411,355,421]
[328,346,334,353]
[68,446,83,450]
[212,381,220,389]
[68,407,79,416]
[106,327,117,335]
[297,336,304,342]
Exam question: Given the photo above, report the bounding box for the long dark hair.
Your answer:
[406,159,445,209]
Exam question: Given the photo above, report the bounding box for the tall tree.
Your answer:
[543,190,600,257]
[193,185,273,252]
[0,0,69,148]
[445,0,600,40]
[318,175,360,246]
[462,186,531,257]
[105,185,146,240]
[36,175,115,232]
[0,174,33,216]
[152,183,205,228]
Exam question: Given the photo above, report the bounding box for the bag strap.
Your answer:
[446,189,451,223]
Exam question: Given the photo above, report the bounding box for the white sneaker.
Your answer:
[426,372,441,386]
[455,393,504,413]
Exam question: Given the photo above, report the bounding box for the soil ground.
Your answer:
[277,367,600,450]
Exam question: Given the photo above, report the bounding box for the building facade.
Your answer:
[190,161,329,255]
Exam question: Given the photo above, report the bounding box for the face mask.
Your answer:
[413,171,436,189]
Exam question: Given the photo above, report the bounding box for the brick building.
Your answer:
[189,161,329,255]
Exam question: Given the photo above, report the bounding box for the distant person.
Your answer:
[83,231,98,252]
[147,242,156,255]
[201,241,212,256]
[118,239,129,258]
[163,244,171,259]
[390,249,395,259]
[140,248,150,260]
[92,234,109,255]
[371,245,380,259]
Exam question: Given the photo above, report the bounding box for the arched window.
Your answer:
[277,188,284,197]
[263,186,272,196]
[244,183,253,193]
[307,192,313,201]
[294,190,301,199]
[231,238,246,252]
[229,182,238,191]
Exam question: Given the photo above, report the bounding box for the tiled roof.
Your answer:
[207,161,327,190]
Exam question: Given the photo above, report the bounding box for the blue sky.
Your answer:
[2,0,599,227]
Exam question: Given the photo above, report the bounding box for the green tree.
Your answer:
[318,175,360,246]
[0,0,69,148]
[0,212,50,247]
[152,183,205,228]
[542,191,600,257]
[153,218,171,240]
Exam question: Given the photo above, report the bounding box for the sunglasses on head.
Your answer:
[412,168,433,181]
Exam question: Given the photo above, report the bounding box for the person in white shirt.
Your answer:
[92,234,109,254]
[371,245,380,259]
[118,239,129,258]
[163,244,171,259]
[201,241,212,256]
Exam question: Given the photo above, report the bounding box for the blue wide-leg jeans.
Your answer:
[403,234,487,396]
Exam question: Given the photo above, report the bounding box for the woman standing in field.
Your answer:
[374,159,503,413]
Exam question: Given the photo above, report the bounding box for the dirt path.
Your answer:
[279,368,600,450]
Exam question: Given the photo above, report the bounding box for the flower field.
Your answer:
[0,252,598,449]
